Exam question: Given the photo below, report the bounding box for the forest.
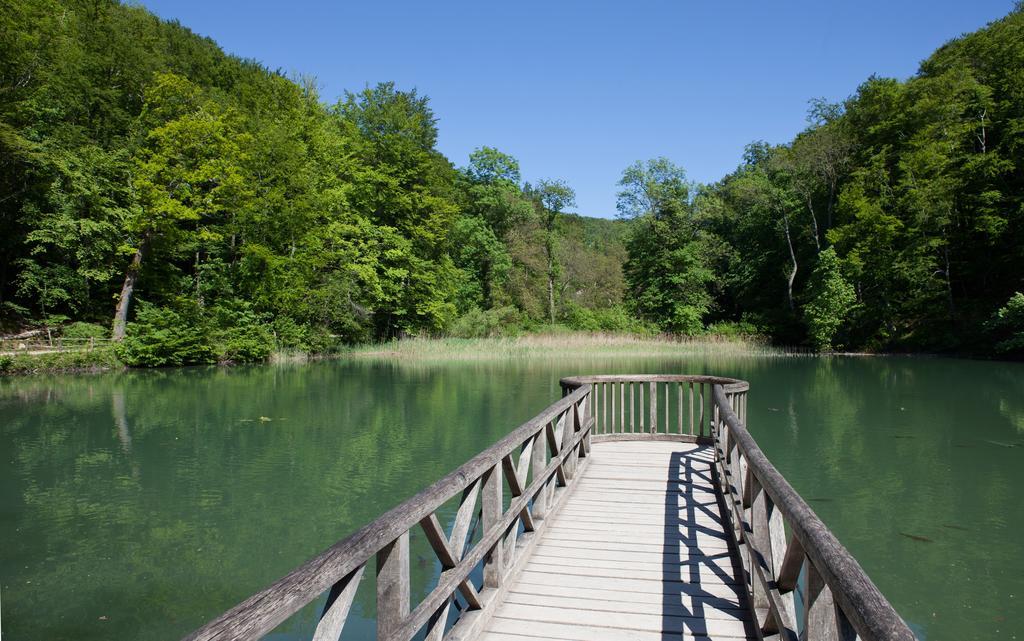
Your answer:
[1,0,1023,365]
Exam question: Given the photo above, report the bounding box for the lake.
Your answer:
[1,355,1022,640]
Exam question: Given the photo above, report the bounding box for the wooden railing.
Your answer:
[183,383,594,641]
[710,384,915,641]
[0,336,113,354]
[560,374,749,441]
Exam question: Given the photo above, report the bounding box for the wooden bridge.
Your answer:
[184,375,915,641]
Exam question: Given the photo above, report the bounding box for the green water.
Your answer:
[1,356,1022,640]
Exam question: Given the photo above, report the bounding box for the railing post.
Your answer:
[376,532,410,639]
[648,381,657,433]
[531,426,548,520]
[482,464,503,588]
[617,382,622,431]
[699,383,706,437]
[583,393,592,456]
[562,405,576,478]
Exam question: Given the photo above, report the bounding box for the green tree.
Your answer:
[527,179,575,324]
[113,73,251,339]
[617,159,714,333]
[804,248,857,350]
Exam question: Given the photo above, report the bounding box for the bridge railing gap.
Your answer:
[183,374,913,641]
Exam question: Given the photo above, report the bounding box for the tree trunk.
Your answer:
[547,255,555,324]
[782,213,798,311]
[826,182,836,236]
[805,196,821,253]
[112,237,147,341]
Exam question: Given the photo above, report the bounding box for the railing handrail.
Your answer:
[561,373,747,390]
[184,384,593,641]
[711,384,914,641]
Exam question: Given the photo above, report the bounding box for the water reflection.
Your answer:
[1,356,1022,640]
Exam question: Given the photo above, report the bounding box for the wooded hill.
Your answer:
[2,0,1022,362]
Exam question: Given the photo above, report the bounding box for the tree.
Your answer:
[528,179,575,324]
[804,248,856,350]
[617,159,714,333]
[615,157,691,221]
[624,218,713,334]
[114,74,250,339]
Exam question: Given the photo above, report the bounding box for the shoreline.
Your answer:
[1,332,1006,377]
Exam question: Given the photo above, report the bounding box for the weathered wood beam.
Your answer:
[312,564,364,641]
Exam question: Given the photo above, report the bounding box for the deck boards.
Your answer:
[478,441,755,641]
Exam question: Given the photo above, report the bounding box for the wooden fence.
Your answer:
[0,336,113,354]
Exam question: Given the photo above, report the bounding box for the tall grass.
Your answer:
[346,332,791,361]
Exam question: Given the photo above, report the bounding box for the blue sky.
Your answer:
[139,0,1013,217]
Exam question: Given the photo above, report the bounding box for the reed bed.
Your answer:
[345,332,796,361]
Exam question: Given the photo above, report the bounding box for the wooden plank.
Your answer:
[540,533,732,552]
[479,628,751,641]
[513,570,746,598]
[529,554,738,576]
[493,602,752,637]
[507,580,745,613]
[504,590,750,621]
[558,506,722,520]
[556,504,720,526]
[533,542,735,563]
[544,520,730,538]
[487,617,752,641]
[523,561,743,586]
[567,495,721,509]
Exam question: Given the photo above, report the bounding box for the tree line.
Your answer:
[620,7,1024,354]
[2,0,1022,362]
[0,0,633,366]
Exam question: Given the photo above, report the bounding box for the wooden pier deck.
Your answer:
[185,375,915,641]
[479,441,754,641]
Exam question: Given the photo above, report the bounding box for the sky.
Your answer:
[139,0,1014,218]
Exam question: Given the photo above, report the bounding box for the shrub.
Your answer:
[803,248,856,351]
[271,316,307,350]
[303,327,343,354]
[209,301,274,363]
[989,292,1024,354]
[705,320,763,339]
[448,306,524,338]
[562,302,654,334]
[61,322,109,340]
[116,301,215,367]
